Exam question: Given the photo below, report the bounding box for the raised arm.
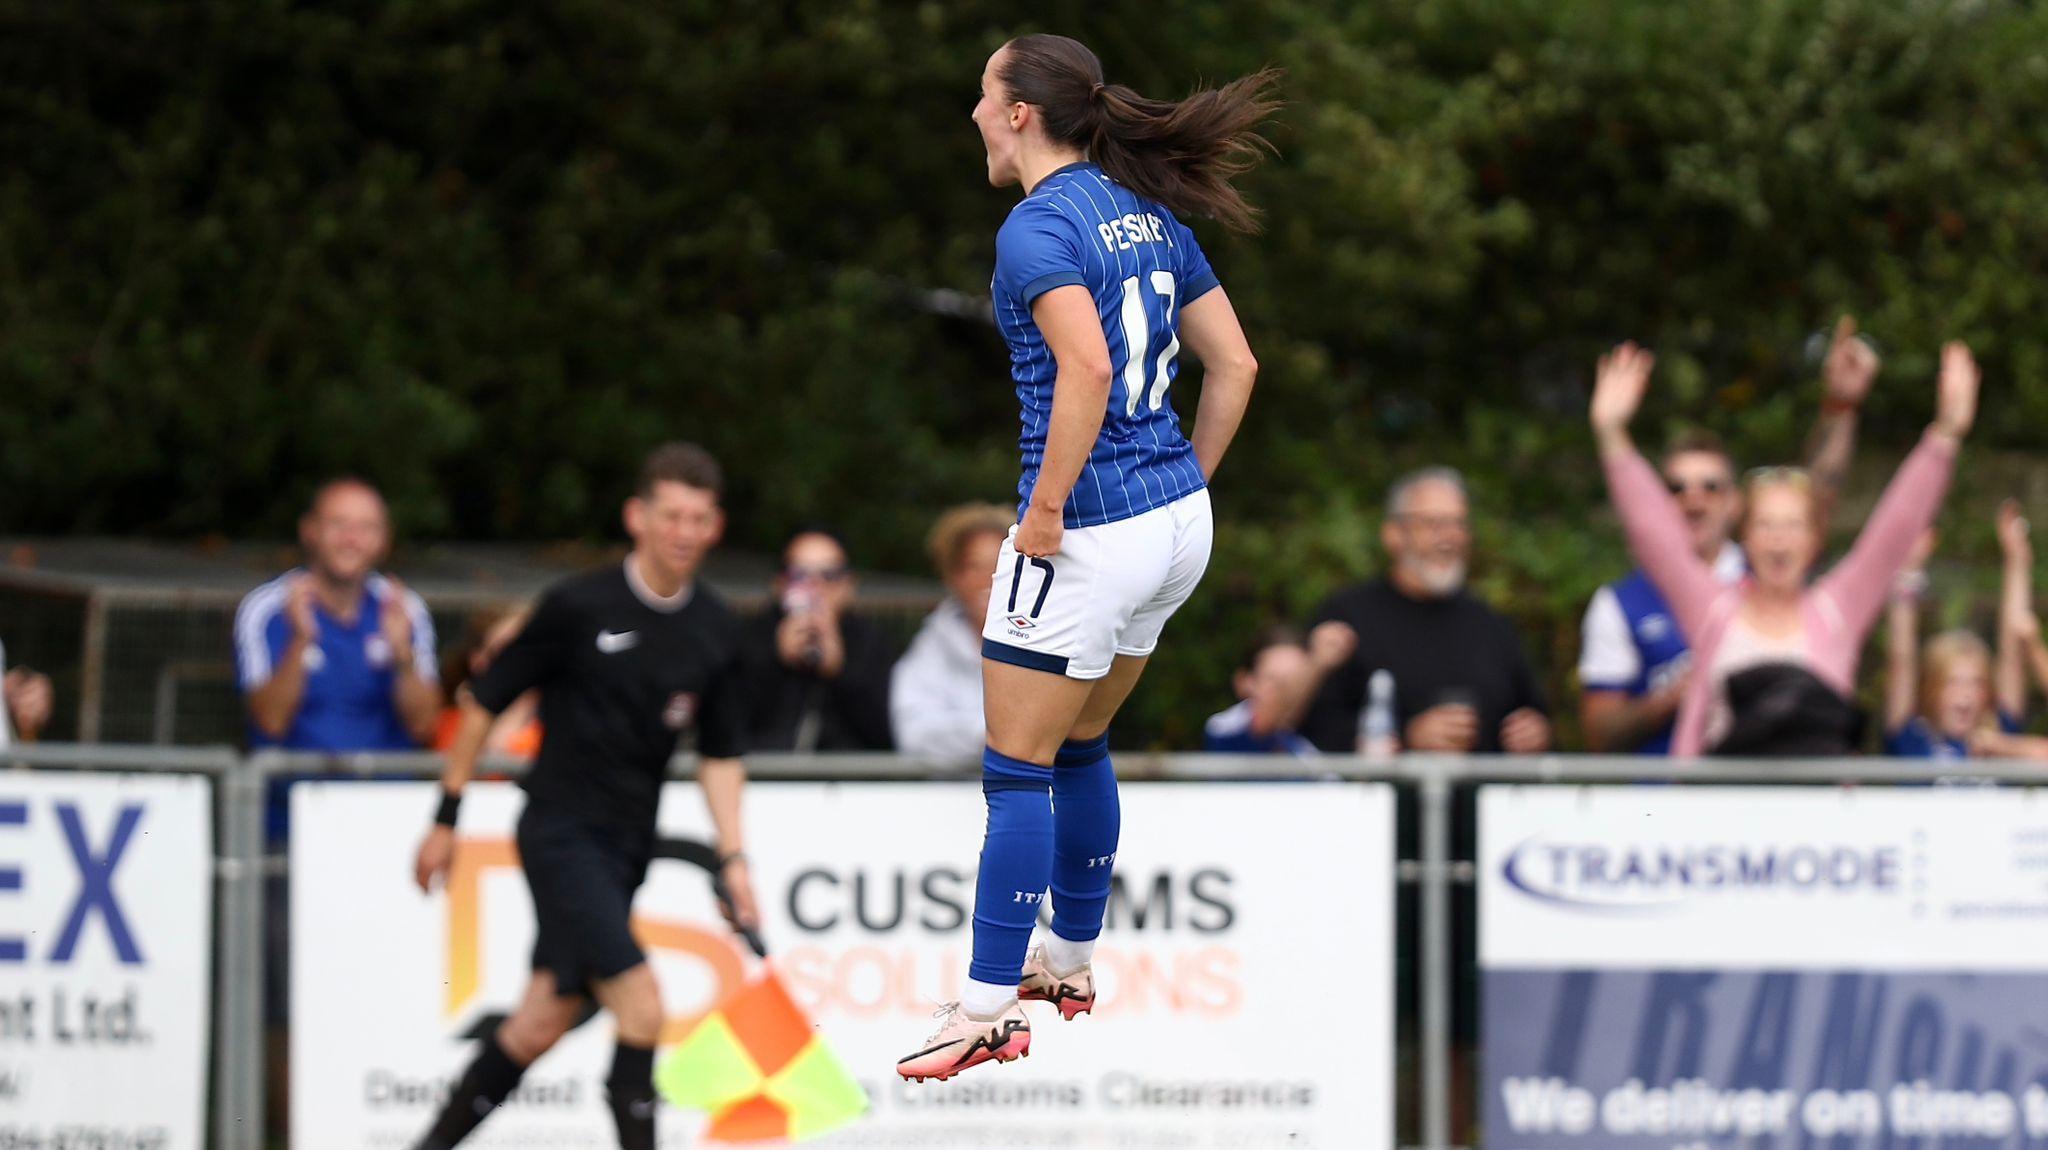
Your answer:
[1884,531,1936,734]
[1818,342,1976,639]
[1806,316,1878,535]
[1998,501,2035,721]
[1258,622,1357,737]
[1591,342,1724,641]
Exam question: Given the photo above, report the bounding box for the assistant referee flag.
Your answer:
[655,969,867,1141]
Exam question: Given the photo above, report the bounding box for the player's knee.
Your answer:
[1067,718,1110,742]
[612,989,664,1045]
[499,1007,574,1063]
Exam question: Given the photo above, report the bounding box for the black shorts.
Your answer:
[516,803,652,997]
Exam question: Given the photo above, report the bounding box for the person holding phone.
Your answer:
[1298,467,1552,755]
[737,528,898,752]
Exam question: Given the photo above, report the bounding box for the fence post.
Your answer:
[217,754,268,1150]
[1419,766,1453,1150]
[211,752,248,1150]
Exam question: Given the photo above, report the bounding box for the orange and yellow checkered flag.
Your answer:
[656,968,867,1142]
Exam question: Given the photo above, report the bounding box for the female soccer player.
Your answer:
[897,34,1277,1081]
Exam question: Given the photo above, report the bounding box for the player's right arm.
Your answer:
[413,590,568,893]
[415,695,490,892]
[1020,285,1114,557]
[696,642,759,932]
[995,204,1104,559]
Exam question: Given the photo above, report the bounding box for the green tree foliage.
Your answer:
[4,0,2046,743]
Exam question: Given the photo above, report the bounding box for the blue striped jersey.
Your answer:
[992,162,1221,529]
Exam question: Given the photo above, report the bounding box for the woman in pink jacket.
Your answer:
[1590,339,1980,757]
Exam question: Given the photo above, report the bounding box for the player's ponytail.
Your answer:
[999,35,1281,234]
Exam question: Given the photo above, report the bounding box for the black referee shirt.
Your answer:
[469,562,747,836]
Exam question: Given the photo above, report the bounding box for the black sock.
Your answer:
[417,1034,526,1150]
[607,1042,657,1150]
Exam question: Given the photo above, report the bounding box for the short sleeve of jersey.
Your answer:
[233,581,290,691]
[396,586,440,683]
[1168,215,1221,305]
[469,588,576,714]
[1577,585,1642,690]
[694,640,748,760]
[994,201,1087,306]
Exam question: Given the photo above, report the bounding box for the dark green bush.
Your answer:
[6,1,2045,744]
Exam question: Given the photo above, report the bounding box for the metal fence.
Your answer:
[4,744,2042,1150]
[0,540,943,746]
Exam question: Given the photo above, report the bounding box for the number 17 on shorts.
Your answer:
[979,490,1213,683]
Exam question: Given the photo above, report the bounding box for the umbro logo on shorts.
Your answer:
[1006,615,1036,630]
[596,629,640,653]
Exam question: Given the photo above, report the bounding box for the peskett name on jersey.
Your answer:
[1095,213,1169,252]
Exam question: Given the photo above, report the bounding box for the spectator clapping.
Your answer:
[234,477,441,752]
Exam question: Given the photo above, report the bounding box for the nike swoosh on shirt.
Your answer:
[596,629,640,653]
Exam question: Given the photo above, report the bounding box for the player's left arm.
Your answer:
[1178,288,1259,481]
[997,204,1101,559]
[696,650,759,931]
[695,758,758,931]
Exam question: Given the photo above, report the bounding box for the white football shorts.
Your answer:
[980,488,1213,681]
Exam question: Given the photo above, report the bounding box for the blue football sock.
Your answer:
[967,746,1054,988]
[1050,734,1119,949]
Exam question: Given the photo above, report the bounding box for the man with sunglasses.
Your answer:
[1577,318,1877,753]
[738,528,899,751]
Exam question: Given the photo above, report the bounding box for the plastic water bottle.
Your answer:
[1358,669,1398,760]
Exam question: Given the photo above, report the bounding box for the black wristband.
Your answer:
[434,790,461,828]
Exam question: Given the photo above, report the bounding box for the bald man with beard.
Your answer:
[1297,468,1551,756]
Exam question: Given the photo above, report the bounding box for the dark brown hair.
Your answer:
[637,442,724,500]
[1661,428,1735,474]
[998,34,1281,234]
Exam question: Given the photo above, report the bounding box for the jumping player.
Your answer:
[897,35,1277,1081]
[410,443,759,1149]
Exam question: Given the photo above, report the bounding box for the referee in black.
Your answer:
[410,442,758,1150]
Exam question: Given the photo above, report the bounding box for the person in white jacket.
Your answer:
[890,504,1015,761]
